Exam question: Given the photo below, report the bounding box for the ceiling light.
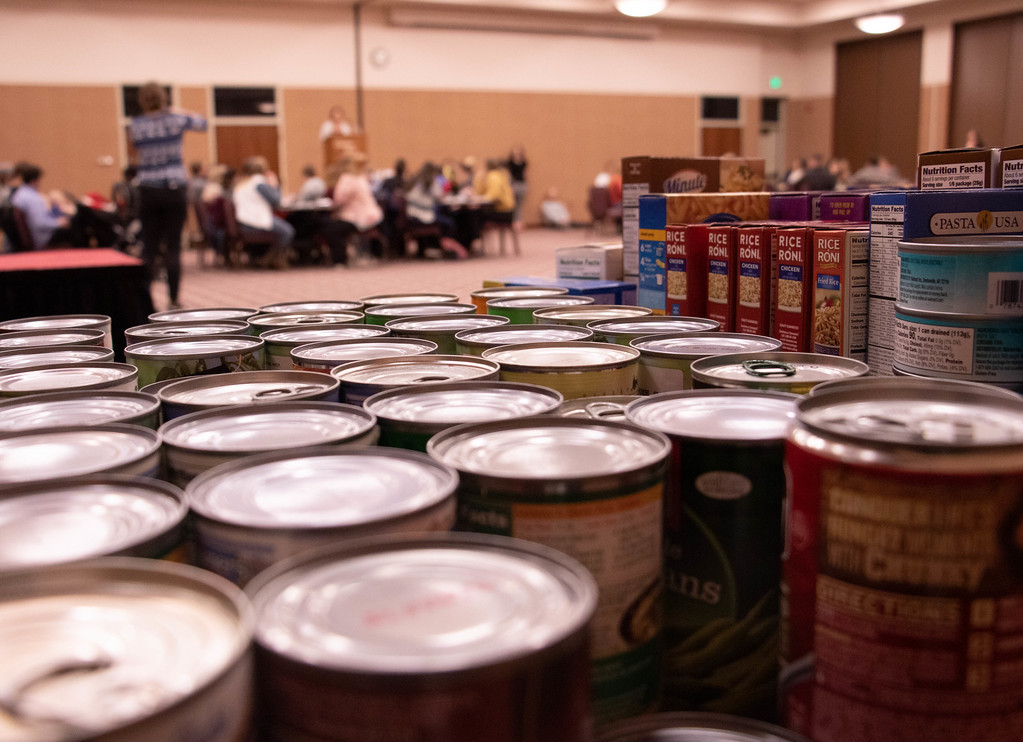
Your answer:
[614,0,668,18]
[854,13,905,34]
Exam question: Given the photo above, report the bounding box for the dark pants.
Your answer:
[139,185,187,303]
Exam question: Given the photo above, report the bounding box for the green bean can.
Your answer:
[626,390,797,722]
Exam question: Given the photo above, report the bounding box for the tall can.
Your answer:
[783,378,1023,742]
[0,313,113,350]
[626,390,797,721]
[429,417,671,724]
[247,533,597,742]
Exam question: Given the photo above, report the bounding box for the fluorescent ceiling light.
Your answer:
[854,13,905,34]
[615,0,668,18]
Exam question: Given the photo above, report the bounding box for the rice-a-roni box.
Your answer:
[734,225,773,336]
[623,156,765,276]
[637,192,770,314]
[811,227,869,362]
[665,224,709,318]
[705,224,737,332]
[772,226,814,352]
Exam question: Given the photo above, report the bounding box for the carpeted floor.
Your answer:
[154,227,617,312]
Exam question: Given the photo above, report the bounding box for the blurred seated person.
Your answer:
[232,156,293,269]
[539,187,571,229]
[110,165,141,250]
[10,163,87,248]
[475,158,516,219]
[296,164,327,203]
[322,155,385,266]
[198,165,230,260]
[847,155,904,189]
[376,158,407,255]
[795,154,836,191]
[319,105,356,141]
[405,162,467,259]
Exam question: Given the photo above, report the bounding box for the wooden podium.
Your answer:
[323,133,368,170]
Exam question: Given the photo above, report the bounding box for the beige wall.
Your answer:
[919,83,951,153]
[785,96,833,164]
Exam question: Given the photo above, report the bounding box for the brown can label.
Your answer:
[783,440,1023,741]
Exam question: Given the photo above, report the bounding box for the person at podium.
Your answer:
[319,105,357,141]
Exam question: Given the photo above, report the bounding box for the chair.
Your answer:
[9,206,36,251]
[393,193,443,259]
[190,201,212,268]
[480,209,520,256]
[0,204,29,252]
[222,198,276,267]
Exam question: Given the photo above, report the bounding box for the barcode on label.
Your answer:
[988,273,1023,313]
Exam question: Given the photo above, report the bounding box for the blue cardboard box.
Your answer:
[489,276,636,305]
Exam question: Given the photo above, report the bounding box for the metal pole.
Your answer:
[354,2,364,132]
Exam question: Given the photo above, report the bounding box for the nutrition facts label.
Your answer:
[868,203,904,376]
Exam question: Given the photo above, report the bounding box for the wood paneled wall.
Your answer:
[786,97,834,165]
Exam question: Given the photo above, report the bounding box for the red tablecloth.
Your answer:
[0,248,142,272]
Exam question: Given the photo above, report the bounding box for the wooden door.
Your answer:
[215,125,280,174]
[702,127,742,157]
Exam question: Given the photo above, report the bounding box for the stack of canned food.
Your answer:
[1,291,1021,742]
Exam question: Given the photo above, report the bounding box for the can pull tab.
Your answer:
[410,376,452,383]
[0,653,113,732]
[741,359,797,378]
[582,401,625,420]
[253,385,322,400]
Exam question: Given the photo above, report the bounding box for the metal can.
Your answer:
[455,323,594,356]
[589,316,722,346]
[124,319,251,346]
[331,354,500,406]
[0,313,112,349]
[897,236,1023,315]
[0,390,160,431]
[626,390,797,720]
[259,299,365,313]
[533,304,654,341]
[262,323,391,370]
[0,327,106,351]
[246,533,597,742]
[0,423,161,484]
[0,344,115,369]
[486,295,596,324]
[384,313,510,354]
[364,302,478,327]
[365,380,563,451]
[148,306,257,323]
[483,341,640,400]
[0,558,254,741]
[246,311,364,336]
[428,417,671,723]
[894,303,1023,385]
[690,351,869,395]
[631,332,783,394]
[0,476,188,569]
[160,400,378,486]
[292,337,435,373]
[783,378,1023,742]
[124,335,265,388]
[188,447,458,585]
[557,395,643,421]
[470,284,570,313]
[155,369,340,420]
[0,362,138,398]
[597,712,811,742]
[359,292,459,307]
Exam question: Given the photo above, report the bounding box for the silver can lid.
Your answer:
[796,377,1023,448]
[897,235,1023,253]
[259,300,364,313]
[157,370,338,407]
[0,391,159,432]
[0,363,137,395]
[597,712,811,742]
[0,476,186,570]
[472,286,569,300]
[248,311,363,329]
[455,324,594,346]
[631,332,782,359]
[294,338,437,365]
[386,314,510,334]
[482,341,639,371]
[332,355,499,386]
[0,345,114,369]
[124,335,263,359]
[148,306,257,322]
[626,389,797,442]
[365,381,563,429]
[428,417,670,480]
[589,316,722,336]
[261,323,389,346]
[533,305,653,322]
[0,558,252,740]
[161,401,375,452]
[187,447,456,529]
[487,295,595,309]
[125,320,250,339]
[366,303,477,319]
[0,314,109,332]
[0,328,106,349]
[247,533,596,674]
[0,424,160,485]
[690,352,870,388]
[360,292,459,306]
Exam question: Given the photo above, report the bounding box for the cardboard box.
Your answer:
[772,226,814,352]
[998,145,1023,188]
[770,192,822,221]
[734,225,773,336]
[820,192,870,222]
[622,156,766,276]
[917,147,1000,190]
[555,242,624,280]
[811,227,869,362]
[487,276,636,306]
[665,224,708,318]
[705,225,736,332]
